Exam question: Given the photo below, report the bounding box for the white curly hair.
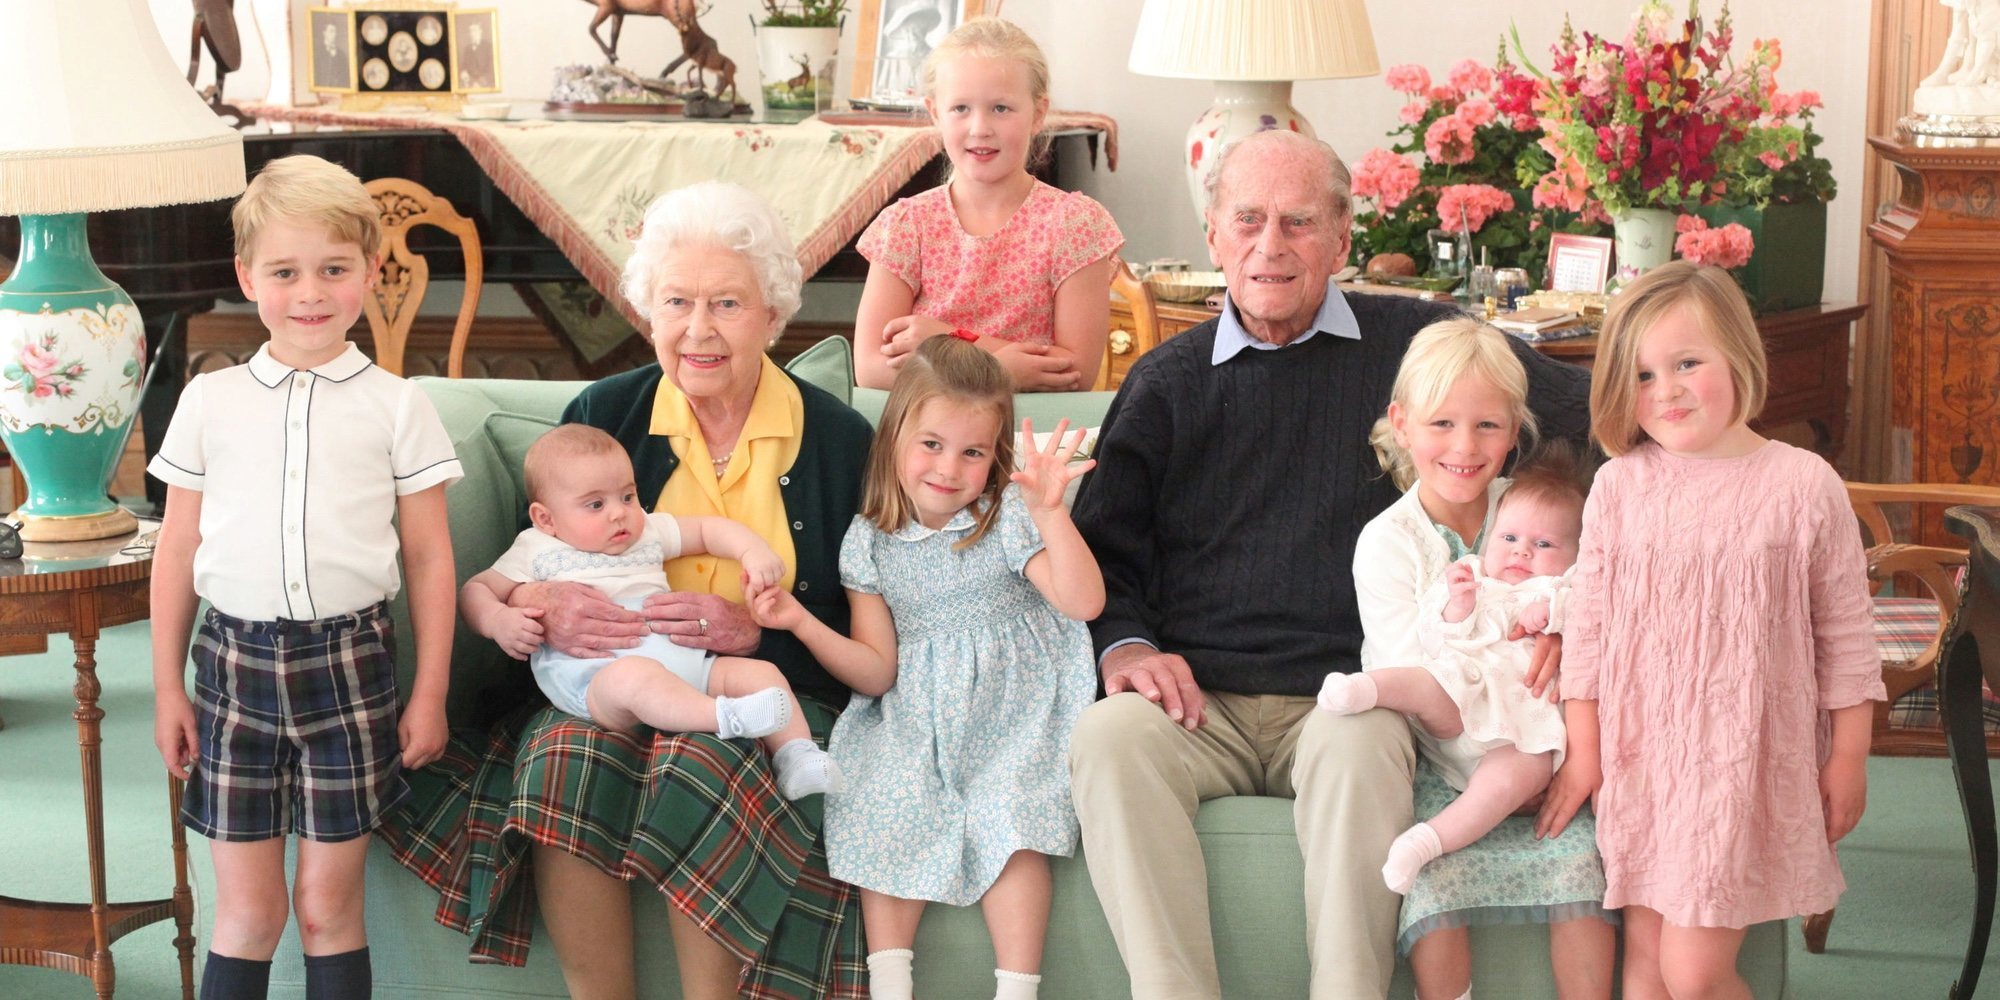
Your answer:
[620,181,804,336]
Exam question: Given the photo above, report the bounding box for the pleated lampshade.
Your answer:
[1128,0,1380,82]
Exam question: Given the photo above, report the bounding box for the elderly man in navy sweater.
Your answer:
[1068,129,1592,999]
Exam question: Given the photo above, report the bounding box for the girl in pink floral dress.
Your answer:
[854,18,1122,392]
[1540,262,1883,998]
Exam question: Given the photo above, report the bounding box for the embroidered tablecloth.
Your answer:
[242,103,1115,336]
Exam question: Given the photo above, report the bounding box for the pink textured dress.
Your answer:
[1562,440,1884,927]
[857,180,1123,344]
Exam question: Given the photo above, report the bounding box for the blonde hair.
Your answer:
[524,424,629,505]
[863,337,1016,550]
[232,154,381,263]
[921,17,1052,172]
[1370,318,1538,490]
[1589,261,1767,457]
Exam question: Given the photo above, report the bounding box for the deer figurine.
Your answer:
[786,53,814,93]
[577,0,735,102]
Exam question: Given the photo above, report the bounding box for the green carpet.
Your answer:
[3,621,1996,998]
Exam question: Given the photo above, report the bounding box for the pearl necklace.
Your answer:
[710,450,732,476]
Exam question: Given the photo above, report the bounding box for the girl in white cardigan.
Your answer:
[1338,318,1616,1000]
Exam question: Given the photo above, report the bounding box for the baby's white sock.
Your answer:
[772,738,845,799]
[1317,672,1380,715]
[866,948,914,1000]
[1382,822,1445,895]
[716,688,790,740]
[1453,988,1472,1000]
[994,968,1042,1000]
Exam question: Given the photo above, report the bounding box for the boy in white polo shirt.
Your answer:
[148,154,461,1000]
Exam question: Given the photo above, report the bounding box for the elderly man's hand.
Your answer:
[643,591,761,655]
[512,580,649,658]
[1102,643,1206,730]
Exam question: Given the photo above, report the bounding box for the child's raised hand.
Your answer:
[739,545,788,594]
[749,584,806,631]
[1008,418,1096,514]
[491,606,545,661]
[1445,562,1477,594]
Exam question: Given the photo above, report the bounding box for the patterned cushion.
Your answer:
[1875,596,2000,734]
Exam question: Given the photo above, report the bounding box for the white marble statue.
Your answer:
[1914,0,2000,117]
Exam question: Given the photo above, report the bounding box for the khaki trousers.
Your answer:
[1069,690,1416,1000]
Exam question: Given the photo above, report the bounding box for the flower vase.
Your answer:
[1611,207,1676,276]
[755,25,839,123]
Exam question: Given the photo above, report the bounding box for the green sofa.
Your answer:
[193,349,1788,997]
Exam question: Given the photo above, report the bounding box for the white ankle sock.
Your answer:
[994,968,1042,1000]
[716,688,791,740]
[772,738,845,799]
[1382,821,1445,895]
[867,948,914,1000]
[1317,672,1380,715]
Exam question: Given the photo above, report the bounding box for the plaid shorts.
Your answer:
[181,602,409,843]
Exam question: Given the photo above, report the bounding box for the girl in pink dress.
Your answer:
[1539,262,1883,998]
[853,18,1123,392]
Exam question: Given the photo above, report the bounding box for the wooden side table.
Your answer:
[1942,503,2000,999]
[0,529,195,999]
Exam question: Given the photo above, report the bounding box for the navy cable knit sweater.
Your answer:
[1072,293,1592,696]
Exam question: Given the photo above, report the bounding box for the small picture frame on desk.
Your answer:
[306,2,499,109]
[1547,233,1614,294]
[851,0,985,109]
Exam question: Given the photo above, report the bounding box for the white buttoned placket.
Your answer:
[282,371,317,619]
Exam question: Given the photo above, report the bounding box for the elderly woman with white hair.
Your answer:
[386,182,872,999]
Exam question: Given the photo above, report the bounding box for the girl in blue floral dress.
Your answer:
[751,336,1101,1000]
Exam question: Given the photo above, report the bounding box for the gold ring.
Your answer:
[698,617,709,634]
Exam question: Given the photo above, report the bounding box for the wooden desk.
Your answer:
[0,530,194,999]
[1942,503,2000,999]
[1104,295,1866,463]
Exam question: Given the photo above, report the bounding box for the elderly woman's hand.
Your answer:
[642,590,761,655]
[512,580,650,658]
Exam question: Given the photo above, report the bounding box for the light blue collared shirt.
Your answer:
[1210,278,1362,366]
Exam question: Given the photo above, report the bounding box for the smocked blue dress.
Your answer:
[824,487,1096,905]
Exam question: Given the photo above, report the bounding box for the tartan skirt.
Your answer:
[377,696,865,998]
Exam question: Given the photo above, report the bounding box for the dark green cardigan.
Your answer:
[561,363,873,704]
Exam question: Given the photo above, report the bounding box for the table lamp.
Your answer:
[1128,0,1379,221]
[0,0,245,541]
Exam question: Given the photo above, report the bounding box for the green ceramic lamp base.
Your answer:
[0,213,148,537]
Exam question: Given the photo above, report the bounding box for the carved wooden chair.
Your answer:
[1097,259,1160,391]
[361,178,483,378]
[1802,480,2000,954]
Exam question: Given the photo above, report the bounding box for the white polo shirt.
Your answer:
[148,343,463,621]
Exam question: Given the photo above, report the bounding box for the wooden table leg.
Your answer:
[69,589,116,999]
[168,776,195,999]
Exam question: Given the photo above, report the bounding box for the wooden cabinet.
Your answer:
[1106,293,1864,464]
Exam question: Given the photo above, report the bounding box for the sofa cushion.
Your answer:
[783,335,854,406]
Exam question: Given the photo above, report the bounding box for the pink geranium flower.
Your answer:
[1673,216,1755,269]
[1449,59,1494,95]
[1352,148,1422,211]
[1385,64,1432,94]
[1435,184,1516,233]
[1424,113,1477,165]
[1398,101,1428,125]
[1458,96,1497,128]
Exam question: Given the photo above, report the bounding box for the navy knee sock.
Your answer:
[199,952,271,1000]
[304,946,372,1000]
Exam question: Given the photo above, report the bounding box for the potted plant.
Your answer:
[1519,2,1781,276]
[1348,49,1609,289]
[1694,84,1837,311]
[755,1,846,122]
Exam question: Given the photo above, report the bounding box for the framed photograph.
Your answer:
[450,8,500,94]
[851,0,986,108]
[306,7,357,93]
[1547,233,1614,294]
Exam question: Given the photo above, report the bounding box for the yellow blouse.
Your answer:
[648,355,803,600]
